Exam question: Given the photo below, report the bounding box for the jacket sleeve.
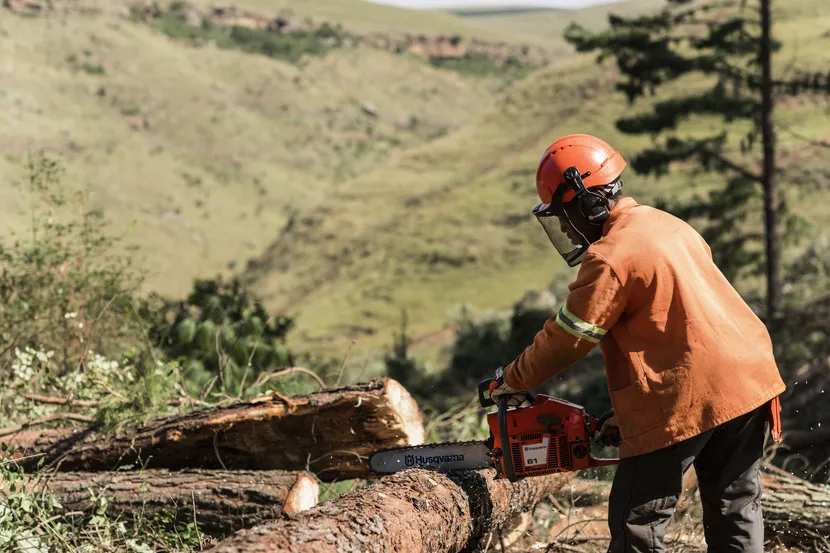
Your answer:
[503,252,627,390]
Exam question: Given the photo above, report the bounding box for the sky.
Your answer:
[366,0,621,8]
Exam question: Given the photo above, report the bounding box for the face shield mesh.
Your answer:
[532,203,590,267]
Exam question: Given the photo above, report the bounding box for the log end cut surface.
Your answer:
[284,473,319,514]
[382,378,426,447]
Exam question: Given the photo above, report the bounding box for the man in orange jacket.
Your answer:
[489,134,785,553]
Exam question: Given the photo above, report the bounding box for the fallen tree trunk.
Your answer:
[762,465,830,548]
[3,378,424,480]
[35,469,318,536]
[206,468,573,553]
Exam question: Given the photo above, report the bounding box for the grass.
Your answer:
[0,6,505,300]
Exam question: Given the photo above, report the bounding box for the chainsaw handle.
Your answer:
[478,379,496,407]
[498,395,520,482]
[477,378,535,408]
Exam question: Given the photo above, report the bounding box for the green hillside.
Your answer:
[0,4,509,299]
[0,0,649,303]
[245,0,830,361]
[2,0,828,368]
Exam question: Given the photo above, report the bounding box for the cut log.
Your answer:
[28,469,317,536]
[2,378,424,481]
[762,465,830,548]
[205,468,573,553]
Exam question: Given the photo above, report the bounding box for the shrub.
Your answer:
[0,156,185,429]
[145,275,298,399]
[429,53,531,80]
[0,157,148,386]
[144,2,348,64]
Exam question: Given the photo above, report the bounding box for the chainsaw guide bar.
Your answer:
[368,440,494,474]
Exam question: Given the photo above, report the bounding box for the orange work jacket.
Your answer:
[503,197,786,458]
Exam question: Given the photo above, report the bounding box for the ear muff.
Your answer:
[562,166,611,227]
[579,191,611,226]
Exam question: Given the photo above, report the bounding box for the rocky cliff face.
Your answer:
[2,0,552,68]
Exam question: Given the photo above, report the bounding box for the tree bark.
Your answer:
[33,469,318,536]
[762,465,830,547]
[2,378,424,481]
[205,468,573,553]
[759,0,781,325]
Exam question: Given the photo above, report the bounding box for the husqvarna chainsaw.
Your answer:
[369,379,621,482]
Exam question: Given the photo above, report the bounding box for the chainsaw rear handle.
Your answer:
[498,395,520,482]
[478,378,531,483]
[477,378,534,408]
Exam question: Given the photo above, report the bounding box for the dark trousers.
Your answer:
[608,405,768,553]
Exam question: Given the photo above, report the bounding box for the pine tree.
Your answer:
[564,0,830,324]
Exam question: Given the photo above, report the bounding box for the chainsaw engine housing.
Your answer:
[486,394,616,480]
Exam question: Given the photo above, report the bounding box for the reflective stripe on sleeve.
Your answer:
[555,305,607,343]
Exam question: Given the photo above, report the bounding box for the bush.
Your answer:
[145,275,298,399]
[429,53,531,80]
[0,156,185,430]
[0,158,148,366]
[144,2,348,64]
[228,26,331,64]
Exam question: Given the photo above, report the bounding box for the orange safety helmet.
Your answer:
[531,134,627,267]
[535,134,627,205]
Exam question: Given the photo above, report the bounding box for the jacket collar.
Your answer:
[602,196,639,237]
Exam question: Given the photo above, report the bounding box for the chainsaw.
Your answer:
[369,378,620,482]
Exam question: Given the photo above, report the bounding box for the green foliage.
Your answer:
[0,158,132,390]
[317,480,360,504]
[383,309,423,390]
[429,52,531,80]
[146,275,296,399]
[0,157,147,363]
[226,25,334,64]
[0,156,186,429]
[66,53,106,76]
[144,2,349,64]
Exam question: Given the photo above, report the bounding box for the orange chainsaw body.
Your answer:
[486,394,619,480]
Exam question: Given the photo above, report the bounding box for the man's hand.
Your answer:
[593,410,621,447]
[488,367,526,407]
